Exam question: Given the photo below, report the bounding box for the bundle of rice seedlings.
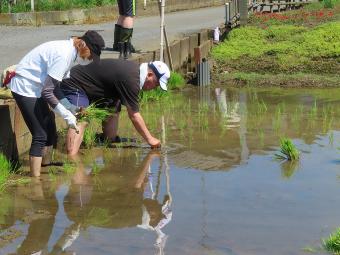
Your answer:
[275,138,300,161]
[77,103,111,122]
[322,228,340,254]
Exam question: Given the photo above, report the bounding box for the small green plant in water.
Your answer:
[275,138,300,161]
[0,153,11,191]
[323,228,340,254]
[167,72,185,90]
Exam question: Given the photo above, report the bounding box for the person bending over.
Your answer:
[8,31,105,176]
[60,59,170,155]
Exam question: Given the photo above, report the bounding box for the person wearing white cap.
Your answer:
[59,58,171,155]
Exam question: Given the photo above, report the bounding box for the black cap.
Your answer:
[80,30,105,62]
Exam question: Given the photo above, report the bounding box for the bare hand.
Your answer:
[148,137,161,149]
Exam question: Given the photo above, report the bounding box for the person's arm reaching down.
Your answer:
[127,107,160,148]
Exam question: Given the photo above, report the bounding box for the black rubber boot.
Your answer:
[120,27,136,53]
[113,24,122,52]
[124,42,132,60]
[118,42,125,59]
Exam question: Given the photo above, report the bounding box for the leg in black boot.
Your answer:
[124,42,132,60]
[118,42,125,59]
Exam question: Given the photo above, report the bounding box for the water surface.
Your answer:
[1,86,340,255]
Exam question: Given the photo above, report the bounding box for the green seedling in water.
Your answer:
[63,162,77,174]
[329,132,334,146]
[167,71,185,90]
[301,246,318,253]
[0,153,12,191]
[275,138,300,161]
[83,125,97,149]
[322,228,340,254]
[310,100,318,118]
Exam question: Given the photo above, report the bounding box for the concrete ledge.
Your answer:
[0,0,224,26]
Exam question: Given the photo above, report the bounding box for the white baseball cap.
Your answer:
[148,61,171,91]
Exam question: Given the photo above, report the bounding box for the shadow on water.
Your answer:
[3,86,340,254]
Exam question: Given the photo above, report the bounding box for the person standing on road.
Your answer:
[8,30,105,177]
[59,58,171,155]
[112,0,136,59]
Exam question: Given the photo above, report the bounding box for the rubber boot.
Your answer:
[30,156,42,177]
[124,42,132,60]
[113,24,122,52]
[118,42,125,59]
[119,27,136,53]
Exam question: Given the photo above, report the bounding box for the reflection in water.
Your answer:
[280,160,300,179]
[0,150,173,255]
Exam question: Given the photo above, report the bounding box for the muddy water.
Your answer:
[1,86,340,255]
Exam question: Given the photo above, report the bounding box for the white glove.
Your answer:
[53,103,79,133]
[60,98,79,115]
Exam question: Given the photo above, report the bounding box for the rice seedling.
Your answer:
[77,103,111,122]
[0,153,12,191]
[167,72,186,90]
[329,132,334,146]
[63,161,77,174]
[301,246,318,253]
[310,100,318,118]
[322,228,340,254]
[83,124,97,149]
[275,138,300,161]
[92,163,105,176]
[256,100,268,115]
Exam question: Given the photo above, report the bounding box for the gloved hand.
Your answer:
[60,98,79,115]
[53,103,79,133]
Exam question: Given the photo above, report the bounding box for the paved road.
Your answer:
[0,6,225,71]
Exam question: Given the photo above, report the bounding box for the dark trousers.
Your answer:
[12,92,56,157]
[118,0,136,16]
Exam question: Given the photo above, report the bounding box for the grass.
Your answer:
[323,228,340,254]
[211,22,340,72]
[211,2,340,87]
[0,153,12,191]
[275,138,300,161]
[1,0,117,13]
[213,72,340,88]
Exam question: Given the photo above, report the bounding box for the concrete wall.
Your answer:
[0,0,224,26]
[0,29,214,160]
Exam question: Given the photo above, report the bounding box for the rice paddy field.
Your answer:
[1,85,340,254]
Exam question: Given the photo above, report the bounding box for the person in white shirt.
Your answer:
[9,30,105,177]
